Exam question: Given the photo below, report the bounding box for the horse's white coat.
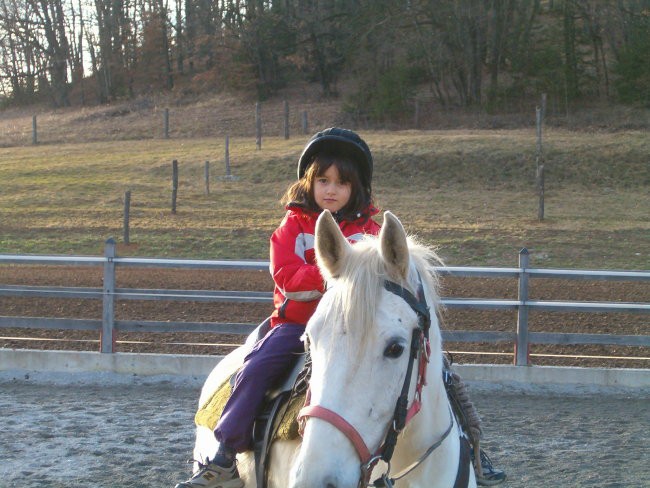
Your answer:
[193,211,476,488]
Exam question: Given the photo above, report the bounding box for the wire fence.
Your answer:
[0,99,346,146]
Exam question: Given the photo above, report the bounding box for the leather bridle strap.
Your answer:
[296,327,424,479]
[297,405,373,464]
[297,275,435,484]
[383,277,431,338]
[380,327,421,463]
[379,277,431,464]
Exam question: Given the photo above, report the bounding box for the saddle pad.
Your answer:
[194,377,305,441]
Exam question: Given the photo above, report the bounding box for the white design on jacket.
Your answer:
[282,231,365,302]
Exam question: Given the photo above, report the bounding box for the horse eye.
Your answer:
[384,342,405,359]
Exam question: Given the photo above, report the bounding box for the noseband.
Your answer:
[298,274,451,487]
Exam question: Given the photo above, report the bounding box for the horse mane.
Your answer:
[322,234,443,342]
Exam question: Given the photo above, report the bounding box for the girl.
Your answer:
[176,127,380,488]
[176,127,505,488]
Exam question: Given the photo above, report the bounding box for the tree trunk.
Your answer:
[563,0,579,101]
[175,0,184,74]
[32,0,71,106]
[158,0,174,89]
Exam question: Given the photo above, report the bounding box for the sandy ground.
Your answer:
[0,373,648,488]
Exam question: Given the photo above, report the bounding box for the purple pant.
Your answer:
[214,323,305,451]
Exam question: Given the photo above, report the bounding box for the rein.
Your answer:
[298,275,456,487]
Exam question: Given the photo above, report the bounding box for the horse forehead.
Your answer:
[307,287,418,340]
[378,289,420,326]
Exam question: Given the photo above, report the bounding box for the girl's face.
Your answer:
[313,164,352,213]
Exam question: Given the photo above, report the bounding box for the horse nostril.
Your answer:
[324,476,338,488]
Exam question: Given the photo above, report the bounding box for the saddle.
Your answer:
[194,318,310,488]
[252,352,309,488]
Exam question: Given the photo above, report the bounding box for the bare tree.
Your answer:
[25,0,72,106]
[68,0,87,104]
[0,0,29,101]
[487,0,515,107]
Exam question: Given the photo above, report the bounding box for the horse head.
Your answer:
[290,210,453,488]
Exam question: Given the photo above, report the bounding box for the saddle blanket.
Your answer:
[194,376,304,441]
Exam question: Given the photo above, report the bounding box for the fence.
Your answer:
[3,100,339,147]
[1,240,648,366]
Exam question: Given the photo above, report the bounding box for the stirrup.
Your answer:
[474,450,506,486]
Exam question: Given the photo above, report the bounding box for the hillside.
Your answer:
[2,88,650,148]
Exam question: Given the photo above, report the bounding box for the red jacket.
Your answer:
[269,205,381,327]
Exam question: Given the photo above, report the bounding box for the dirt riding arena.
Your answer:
[0,374,647,488]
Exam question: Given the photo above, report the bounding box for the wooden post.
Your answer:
[32,115,37,145]
[204,161,210,195]
[171,159,178,214]
[255,102,262,150]
[225,135,231,178]
[537,162,545,221]
[302,111,308,134]
[515,248,530,366]
[123,190,131,244]
[101,238,117,353]
[414,99,420,129]
[283,100,290,139]
[536,105,545,221]
[164,108,170,139]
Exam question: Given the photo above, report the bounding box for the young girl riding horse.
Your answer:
[175,128,505,488]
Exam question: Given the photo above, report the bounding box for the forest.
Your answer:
[1,0,649,124]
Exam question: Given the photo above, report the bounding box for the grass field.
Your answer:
[0,129,648,269]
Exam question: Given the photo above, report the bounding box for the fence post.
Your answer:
[225,135,231,178]
[255,102,262,150]
[123,190,131,244]
[204,161,210,195]
[536,105,545,221]
[171,159,178,213]
[101,238,117,353]
[164,108,170,139]
[283,100,290,139]
[32,115,38,145]
[515,248,530,366]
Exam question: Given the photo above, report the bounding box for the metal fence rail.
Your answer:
[1,239,648,365]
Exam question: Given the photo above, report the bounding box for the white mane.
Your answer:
[317,234,443,341]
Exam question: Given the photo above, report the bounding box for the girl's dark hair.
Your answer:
[281,152,373,221]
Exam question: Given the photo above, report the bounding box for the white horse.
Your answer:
[192,210,476,488]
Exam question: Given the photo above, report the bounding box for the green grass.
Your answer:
[0,130,648,269]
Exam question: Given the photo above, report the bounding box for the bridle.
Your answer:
[297,274,455,487]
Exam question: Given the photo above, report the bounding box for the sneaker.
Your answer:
[475,450,507,486]
[174,458,244,488]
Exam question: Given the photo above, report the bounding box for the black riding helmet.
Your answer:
[297,127,373,195]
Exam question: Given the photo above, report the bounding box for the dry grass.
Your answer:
[0,126,648,269]
[0,92,345,146]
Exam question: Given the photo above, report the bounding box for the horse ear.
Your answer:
[380,211,410,281]
[315,209,351,279]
